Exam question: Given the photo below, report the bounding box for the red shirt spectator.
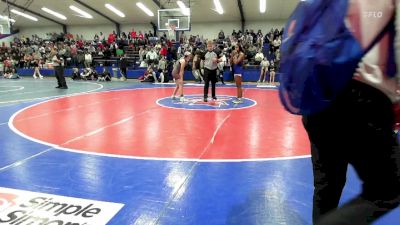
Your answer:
[138,32,144,40]
[71,46,77,56]
[77,40,84,49]
[131,31,137,39]
[160,46,167,57]
[108,33,115,44]
[98,42,104,50]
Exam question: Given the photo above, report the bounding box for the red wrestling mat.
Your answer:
[10,87,310,160]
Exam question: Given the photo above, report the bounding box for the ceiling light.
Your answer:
[10,9,38,21]
[41,7,67,20]
[260,0,266,13]
[0,15,15,23]
[105,3,125,18]
[136,2,154,17]
[177,1,190,16]
[213,0,223,15]
[69,5,93,19]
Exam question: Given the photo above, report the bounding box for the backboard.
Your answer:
[158,8,191,31]
[0,17,11,34]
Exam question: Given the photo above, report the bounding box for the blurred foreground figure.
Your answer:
[279,1,400,224]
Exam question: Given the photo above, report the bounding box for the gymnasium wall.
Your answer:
[183,21,285,39]
[185,21,242,39]
[18,25,63,39]
[245,20,285,35]
[16,20,285,41]
[69,24,154,39]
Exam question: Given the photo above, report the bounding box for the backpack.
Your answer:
[279,0,395,115]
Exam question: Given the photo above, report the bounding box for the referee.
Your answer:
[203,41,220,102]
[52,48,68,89]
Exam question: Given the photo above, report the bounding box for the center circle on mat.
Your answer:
[10,88,310,160]
[156,95,257,111]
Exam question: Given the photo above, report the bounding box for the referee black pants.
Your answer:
[54,66,67,88]
[203,68,217,99]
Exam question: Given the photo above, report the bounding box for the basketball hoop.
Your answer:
[169,24,177,32]
[168,24,177,41]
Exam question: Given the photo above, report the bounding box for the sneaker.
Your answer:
[171,96,177,100]
[212,97,217,101]
[204,97,208,102]
[33,75,37,79]
[39,75,44,79]
[180,96,185,102]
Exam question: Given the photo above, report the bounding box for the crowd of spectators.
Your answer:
[0,27,283,82]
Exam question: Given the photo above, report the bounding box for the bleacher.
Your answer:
[91,46,140,67]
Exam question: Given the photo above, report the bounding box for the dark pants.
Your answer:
[303,80,400,225]
[204,68,217,99]
[54,66,67,88]
[120,67,127,78]
[217,68,225,84]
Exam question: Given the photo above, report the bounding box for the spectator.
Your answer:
[116,47,124,57]
[157,56,168,83]
[98,68,111,81]
[160,44,168,58]
[218,30,225,40]
[131,29,137,40]
[80,67,92,80]
[258,57,270,83]
[254,49,264,65]
[99,32,105,41]
[119,53,128,81]
[140,66,156,82]
[138,31,144,40]
[107,32,115,44]
[76,50,84,68]
[192,50,204,83]
[275,49,280,72]
[84,51,92,68]
[146,48,158,65]
[217,50,226,85]
[232,29,237,38]
[32,58,43,79]
[257,29,263,37]
[139,47,145,63]
[268,60,276,85]
[71,68,80,80]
